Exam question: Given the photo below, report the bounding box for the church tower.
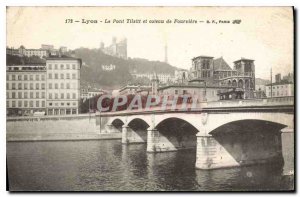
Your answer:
[151,73,159,95]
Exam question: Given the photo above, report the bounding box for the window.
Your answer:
[6,101,9,108]
[66,83,70,89]
[18,83,22,89]
[72,64,76,69]
[30,101,33,107]
[60,64,64,69]
[61,93,64,99]
[49,93,52,99]
[175,90,178,95]
[36,83,39,89]
[24,101,28,107]
[66,64,70,69]
[12,92,16,98]
[18,101,22,108]
[30,83,34,89]
[41,75,45,80]
[72,74,76,79]
[66,73,70,79]
[6,83,9,90]
[12,101,16,108]
[12,75,15,80]
[67,93,70,99]
[48,64,52,69]
[49,83,52,89]
[42,92,45,98]
[30,92,34,98]
[36,92,39,98]
[36,75,39,80]
[55,73,58,79]
[24,92,28,98]
[42,101,45,107]
[48,73,52,79]
[41,83,45,89]
[61,74,64,79]
[61,83,64,89]
[24,75,28,80]
[55,64,58,69]
[18,92,22,99]
[55,93,58,99]
[36,101,39,107]
[12,83,16,89]
[18,75,22,80]
[30,75,33,80]
[55,83,58,89]
[72,93,76,99]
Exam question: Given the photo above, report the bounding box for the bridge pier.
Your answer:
[122,125,147,144]
[195,130,284,170]
[147,129,159,152]
[105,124,121,133]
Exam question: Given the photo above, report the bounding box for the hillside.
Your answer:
[73,48,177,89]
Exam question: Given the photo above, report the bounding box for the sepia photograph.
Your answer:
[5,6,294,191]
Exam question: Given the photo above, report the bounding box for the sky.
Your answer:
[7,6,293,79]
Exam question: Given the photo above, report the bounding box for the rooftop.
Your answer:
[265,80,293,86]
[213,57,232,71]
[234,57,255,63]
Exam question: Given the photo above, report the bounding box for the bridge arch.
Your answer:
[110,118,125,132]
[207,119,286,167]
[152,117,200,151]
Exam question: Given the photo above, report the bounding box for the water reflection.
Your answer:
[7,140,293,191]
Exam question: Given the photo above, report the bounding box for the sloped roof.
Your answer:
[213,57,232,71]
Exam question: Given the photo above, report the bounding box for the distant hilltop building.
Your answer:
[100,37,127,59]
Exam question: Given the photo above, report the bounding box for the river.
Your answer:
[7,134,294,191]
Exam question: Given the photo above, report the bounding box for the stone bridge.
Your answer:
[96,97,294,170]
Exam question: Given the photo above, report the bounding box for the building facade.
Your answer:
[6,64,47,116]
[190,56,256,99]
[46,57,82,115]
[265,73,294,98]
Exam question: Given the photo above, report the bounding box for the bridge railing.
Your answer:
[201,96,294,108]
[95,96,294,116]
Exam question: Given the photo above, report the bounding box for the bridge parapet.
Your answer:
[201,96,294,108]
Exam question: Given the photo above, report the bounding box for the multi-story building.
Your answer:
[81,88,107,100]
[100,37,127,59]
[6,64,47,116]
[46,57,82,115]
[265,73,294,98]
[131,72,175,84]
[119,85,152,95]
[19,45,48,58]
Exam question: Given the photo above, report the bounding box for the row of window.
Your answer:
[7,74,46,81]
[48,93,77,99]
[48,73,77,80]
[268,85,290,89]
[7,100,46,108]
[7,92,45,99]
[48,102,77,107]
[48,64,78,70]
[48,108,77,115]
[7,83,45,90]
[48,83,77,89]
[268,91,290,97]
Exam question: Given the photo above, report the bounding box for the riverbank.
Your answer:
[6,114,121,142]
